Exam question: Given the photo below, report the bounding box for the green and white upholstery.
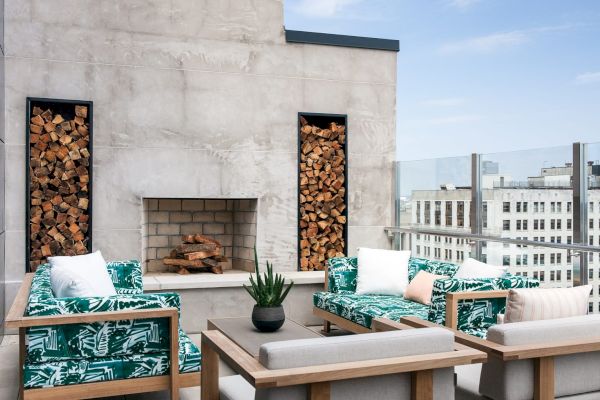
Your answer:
[23,261,201,389]
[314,257,539,338]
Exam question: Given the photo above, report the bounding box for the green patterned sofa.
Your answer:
[9,260,201,398]
[313,257,539,338]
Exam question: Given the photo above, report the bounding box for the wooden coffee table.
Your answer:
[207,317,321,358]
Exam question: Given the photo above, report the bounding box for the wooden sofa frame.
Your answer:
[6,273,201,400]
[317,266,511,334]
[382,316,600,400]
[200,326,486,400]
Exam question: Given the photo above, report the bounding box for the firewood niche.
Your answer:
[298,113,347,271]
[26,98,93,272]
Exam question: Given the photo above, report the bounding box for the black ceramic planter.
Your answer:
[251,305,285,332]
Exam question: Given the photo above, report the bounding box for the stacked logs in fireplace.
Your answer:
[163,234,228,274]
[28,103,92,271]
[298,115,347,271]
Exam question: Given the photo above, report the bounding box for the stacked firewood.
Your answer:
[28,105,91,271]
[163,234,227,274]
[299,117,347,271]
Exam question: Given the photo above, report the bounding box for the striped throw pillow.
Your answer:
[504,285,592,323]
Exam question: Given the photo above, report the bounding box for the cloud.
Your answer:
[439,24,574,55]
[421,97,466,107]
[440,31,529,54]
[575,72,600,85]
[447,0,480,10]
[290,0,363,18]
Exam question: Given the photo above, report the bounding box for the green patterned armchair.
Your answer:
[313,257,539,338]
[6,260,201,400]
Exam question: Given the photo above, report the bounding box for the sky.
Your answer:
[284,0,600,161]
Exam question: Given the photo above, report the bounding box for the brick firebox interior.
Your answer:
[142,198,257,273]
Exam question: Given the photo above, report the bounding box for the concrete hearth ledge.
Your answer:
[143,270,325,291]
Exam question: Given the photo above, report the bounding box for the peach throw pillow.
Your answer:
[404,271,448,305]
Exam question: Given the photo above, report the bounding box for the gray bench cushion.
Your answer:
[221,328,456,400]
[480,315,600,400]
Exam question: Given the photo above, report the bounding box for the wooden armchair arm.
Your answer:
[201,329,486,399]
[445,290,509,330]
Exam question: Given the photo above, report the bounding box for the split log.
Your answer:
[163,258,223,274]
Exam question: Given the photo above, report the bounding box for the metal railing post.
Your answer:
[573,142,589,286]
[393,161,402,250]
[470,153,483,260]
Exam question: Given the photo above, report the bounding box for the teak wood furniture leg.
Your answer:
[309,381,331,400]
[534,356,555,400]
[170,314,180,400]
[411,370,434,400]
[201,338,220,400]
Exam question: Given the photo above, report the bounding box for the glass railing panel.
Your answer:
[396,156,471,232]
[585,142,600,312]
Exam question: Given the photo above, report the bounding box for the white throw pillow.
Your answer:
[49,251,117,298]
[453,258,507,279]
[355,248,411,296]
[504,285,592,323]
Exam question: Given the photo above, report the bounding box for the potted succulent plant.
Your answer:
[243,248,294,332]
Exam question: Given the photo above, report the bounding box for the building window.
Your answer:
[590,303,594,313]
[516,220,522,230]
[556,202,562,213]
[534,202,539,213]
[540,254,545,265]
[516,202,522,212]
[534,254,539,265]
[551,202,556,213]
[550,219,556,230]
[445,201,452,226]
[534,219,539,230]
[567,270,572,280]
[435,201,441,226]
[503,202,510,212]
[590,202,594,213]
[540,219,545,230]
[424,201,431,225]
[550,253,556,264]
[557,219,562,230]
[567,202,572,213]
[540,202,545,212]
[523,201,528,212]
[590,236,594,246]
[416,245,421,255]
[534,271,539,279]
[540,271,545,282]
[567,235,572,244]
[482,202,488,228]
[567,251,572,264]
[523,254,528,265]
[503,220,510,231]
[567,219,572,230]
[516,255,521,266]
[502,255,510,266]
[590,269,594,280]
[457,201,464,227]
[523,220,528,230]
[590,219,594,229]
[416,201,421,224]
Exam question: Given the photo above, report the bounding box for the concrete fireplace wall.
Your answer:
[3,0,397,309]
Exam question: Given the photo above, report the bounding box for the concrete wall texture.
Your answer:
[3,0,397,310]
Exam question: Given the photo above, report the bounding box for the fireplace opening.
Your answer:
[142,198,257,274]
